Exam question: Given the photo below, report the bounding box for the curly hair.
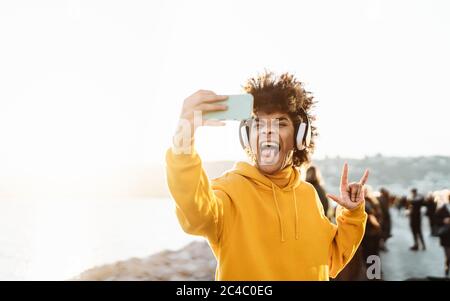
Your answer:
[242,71,317,167]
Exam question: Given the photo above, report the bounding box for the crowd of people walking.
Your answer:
[305,166,450,280]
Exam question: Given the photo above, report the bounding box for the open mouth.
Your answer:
[259,141,281,162]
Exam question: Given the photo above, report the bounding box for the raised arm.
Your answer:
[326,163,369,277]
[166,90,230,244]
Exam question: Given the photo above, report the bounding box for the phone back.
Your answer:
[203,94,254,121]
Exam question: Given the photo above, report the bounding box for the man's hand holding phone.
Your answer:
[172,90,228,153]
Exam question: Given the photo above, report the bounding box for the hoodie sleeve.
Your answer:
[328,203,367,278]
[165,145,228,244]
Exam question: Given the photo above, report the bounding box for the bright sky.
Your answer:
[1,0,450,177]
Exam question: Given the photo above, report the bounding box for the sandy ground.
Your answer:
[74,241,216,281]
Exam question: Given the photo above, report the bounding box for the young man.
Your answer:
[166,72,369,280]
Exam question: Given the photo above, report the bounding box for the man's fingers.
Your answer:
[349,183,359,202]
[197,103,228,112]
[359,186,366,200]
[190,92,228,106]
[356,186,361,202]
[199,94,229,103]
[354,169,369,201]
[203,119,226,127]
[359,169,370,185]
[353,197,365,208]
[327,194,344,206]
[340,162,349,194]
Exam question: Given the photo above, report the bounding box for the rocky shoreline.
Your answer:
[73,241,216,281]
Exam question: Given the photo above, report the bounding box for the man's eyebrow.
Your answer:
[254,116,290,122]
[276,117,290,122]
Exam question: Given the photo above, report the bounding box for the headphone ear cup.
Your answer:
[304,122,312,148]
[239,121,250,149]
[296,123,306,150]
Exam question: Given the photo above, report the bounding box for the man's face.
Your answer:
[249,111,295,175]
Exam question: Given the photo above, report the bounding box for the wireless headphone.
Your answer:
[239,108,312,151]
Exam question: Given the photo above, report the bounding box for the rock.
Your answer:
[73,241,216,281]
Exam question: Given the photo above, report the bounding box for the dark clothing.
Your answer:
[435,204,450,277]
[445,247,450,277]
[378,195,392,240]
[332,247,366,281]
[335,198,383,281]
[425,199,438,236]
[363,201,382,259]
[410,198,423,230]
[409,195,426,249]
[435,205,450,247]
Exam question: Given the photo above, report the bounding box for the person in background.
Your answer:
[378,188,392,251]
[425,193,438,236]
[397,195,408,216]
[435,193,450,277]
[394,196,403,216]
[408,188,426,251]
[306,165,329,219]
[333,185,383,281]
[362,186,383,271]
[332,246,366,281]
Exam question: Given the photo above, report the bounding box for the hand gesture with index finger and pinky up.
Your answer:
[327,163,370,211]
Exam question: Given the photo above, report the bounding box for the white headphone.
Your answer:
[239,109,312,151]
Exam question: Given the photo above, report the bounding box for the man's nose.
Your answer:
[261,127,273,135]
[261,121,279,135]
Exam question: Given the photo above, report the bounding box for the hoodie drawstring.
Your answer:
[271,183,285,242]
[271,183,299,242]
[293,188,299,240]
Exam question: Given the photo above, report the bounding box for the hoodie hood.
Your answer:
[229,161,302,242]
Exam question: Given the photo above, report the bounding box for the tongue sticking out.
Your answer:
[260,145,280,163]
[261,147,275,157]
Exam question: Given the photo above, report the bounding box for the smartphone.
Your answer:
[203,94,254,121]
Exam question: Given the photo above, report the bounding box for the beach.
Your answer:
[0,197,200,280]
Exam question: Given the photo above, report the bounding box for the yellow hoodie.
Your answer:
[165,146,367,281]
